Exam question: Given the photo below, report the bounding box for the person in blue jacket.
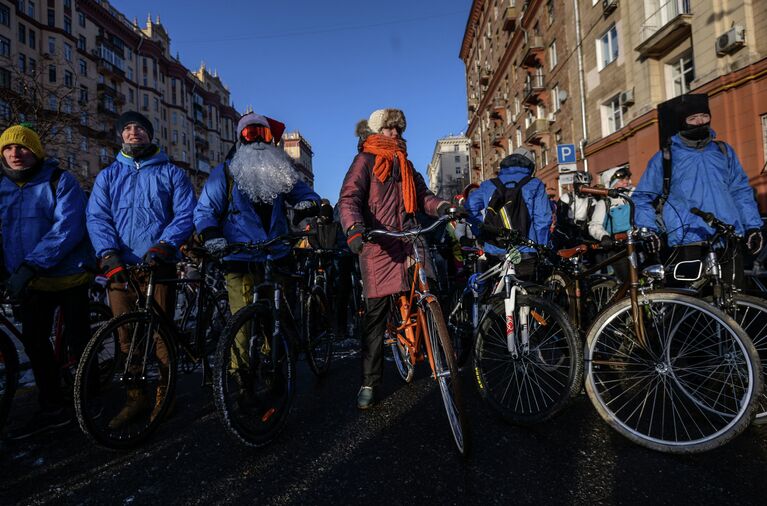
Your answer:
[633,94,763,284]
[86,111,196,429]
[466,146,551,279]
[0,124,93,439]
[194,112,320,396]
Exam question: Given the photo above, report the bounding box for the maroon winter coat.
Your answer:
[339,152,446,299]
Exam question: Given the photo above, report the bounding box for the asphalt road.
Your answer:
[2,349,767,505]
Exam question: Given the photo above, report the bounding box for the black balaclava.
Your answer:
[677,93,711,144]
[1,157,43,182]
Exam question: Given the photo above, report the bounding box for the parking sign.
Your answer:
[557,144,577,164]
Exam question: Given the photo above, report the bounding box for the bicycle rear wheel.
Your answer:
[213,302,296,448]
[0,327,19,432]
[423,299,469,456]
[585,292,761,453]
[386,298,414,383]
[74,312,177,449]
[446,286,473,367]
[474,295,582,425]
[305,286,334,377]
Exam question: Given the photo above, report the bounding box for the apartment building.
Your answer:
[426,135,471,200]
[461,0,767,206]
[0,0,238,189]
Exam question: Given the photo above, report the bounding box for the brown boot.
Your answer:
[150,385,176,422]
[108,388,151,429]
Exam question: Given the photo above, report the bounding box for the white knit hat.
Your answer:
[367,108,407,134]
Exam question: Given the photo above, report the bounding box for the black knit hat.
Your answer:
[676,93,710,130]
[116,111,154,140]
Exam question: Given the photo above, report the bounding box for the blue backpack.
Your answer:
[604,200,631,235]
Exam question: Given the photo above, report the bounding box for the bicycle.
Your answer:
[213,232,333,448]
[375,213,469,455]
[73,250,229,449]
[454,226,583,425]
[579,186,762,453]
[0,307,19,433]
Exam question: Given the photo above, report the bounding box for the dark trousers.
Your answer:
[361,296,392,388]
[19,283,90,410]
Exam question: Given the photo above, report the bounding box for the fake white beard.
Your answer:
[228,142,299,203]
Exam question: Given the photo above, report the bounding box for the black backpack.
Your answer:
[484,176,532,246]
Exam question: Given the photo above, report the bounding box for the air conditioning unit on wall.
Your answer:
[619,88,635,106]
[716,25,746,56]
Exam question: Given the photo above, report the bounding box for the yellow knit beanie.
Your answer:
[0,125,45,160]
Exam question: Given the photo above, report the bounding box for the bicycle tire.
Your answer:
[719,294,767,425]
[423,299,469,456]
[203,290,231,357]
[446,286,473,367]
[584,291,761,453]
[305,286,333,377]
[0,326,20,432]
[387,298,414,383]
[74,311,178,450]
[474,295,583,425]
[213,302,296,448]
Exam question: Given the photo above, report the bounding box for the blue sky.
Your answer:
[111,0,471,202]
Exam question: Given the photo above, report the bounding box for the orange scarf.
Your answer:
[362,134,417,214]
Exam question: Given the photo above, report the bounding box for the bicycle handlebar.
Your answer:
[577,185,628,200]
[365,214,452,241]
[690,207,737,236]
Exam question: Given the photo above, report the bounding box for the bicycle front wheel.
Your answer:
[423,299,469,456]
[305,287,334,377]
[74,312,177,449]
[585,291,761,453]
[213,302,296,448]
[0,327,20,432]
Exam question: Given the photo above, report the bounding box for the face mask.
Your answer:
[680,124,711,142]
[122,143,155,159]
[1,158,42,182]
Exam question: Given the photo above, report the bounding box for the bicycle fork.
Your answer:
[504,275,529,358]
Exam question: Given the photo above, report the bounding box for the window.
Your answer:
[48,64,56,83]
[128,88,134,104]
[549,40,557,70]
[28,1,35,18]
[64,16,71,34]
[48,94,57,110]
[28,29,35,49]
[603,94,625,135]
[47,8,55,27]
[153,97,159,112]
[454,155,461,162]
[1,67,11,88]
[64,0,71,8]
[79,58,87,76]
[0,36,9,58]
[62,98,71,113]
[77,35,86,51]
[64,70,73,87]
[28,57,35,74]
[48,36,55,54]
[668,51,695,98]
[516,127,522,148]
[80,111,88,126]
[18,54,26,73]
[18,23,26,45]
[17,1,24,14]
[0,4,9,27]
[552,84,562,112]
[0,99,10,120]
[64,43,72,62]
[78,11,85,27]
[546,0,554,25]
[456,167,462,174]
[598,25,619,69]
[79,85,88,103]
[80,137,88,152]
[127,67,133,81]
[143,94,149,111]
[453,144,459,152]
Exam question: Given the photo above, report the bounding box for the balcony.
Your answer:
[479,68,491,86]
[523,74,546,104]
[521,35,544,68]
[194,136,209,150]
[97,103,119,118]
[525,118,550,144]
[97,59,125,81]
[502,6,517,32]
[636,0,692,58]
[97,83,126,105]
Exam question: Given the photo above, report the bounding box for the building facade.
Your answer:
[461,0,767,207]
[0,0,238,190]
[281,131,314,188]
[426,135,471,200]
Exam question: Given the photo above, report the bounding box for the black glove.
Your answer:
[346,224,366,255]
[143,242,177,266]
[600,235,615,250]
[746,228,764,255]
[6,263,37,300]
[101,253,129,285]
[318,202,334,223]
[437,202,451,216]
[292,201,319,226]
[641,230,662,254]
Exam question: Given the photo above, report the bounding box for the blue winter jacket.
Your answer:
[0,160,93,276]
[194,162,321,262]
[466,165,552,255]
[634,133,762,246]
[87,149,197,264]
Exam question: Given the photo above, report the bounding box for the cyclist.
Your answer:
[633,93,763,285]
[86,111,197,429]
[465,147,551,280]
[194,112,321,394]
[338,108,451,409]
[0,124,93,439]
[558,171,597,246]
[588,168,634,280]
